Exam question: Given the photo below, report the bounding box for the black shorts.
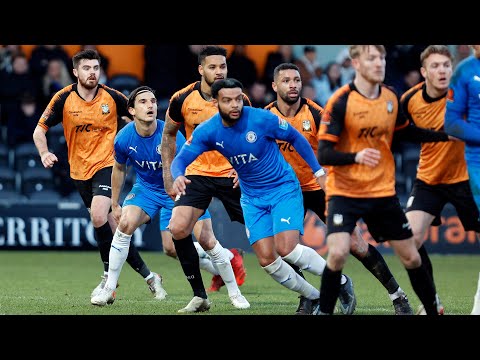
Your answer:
[175,175,244,224]
[406,179,480,231]
[303,189,326,221]
[73,166,112,210]
[326,195,413,243]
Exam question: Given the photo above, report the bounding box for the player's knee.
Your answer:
[117,217,135,235]
[327,247,348,269]
[169,222,192,239]
[399,249,421,268]
[91,213,108,228]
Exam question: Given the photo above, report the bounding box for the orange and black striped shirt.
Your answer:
[318,83,408,198]
[400,82,468,185]
[266,97,323,191]
[37,83,129,180]
[167,81,251,177]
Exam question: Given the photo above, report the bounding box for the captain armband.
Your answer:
[314,168,326,178]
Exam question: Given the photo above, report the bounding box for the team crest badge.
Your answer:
[386,101,393,114]
[126,193,135,200]
[447,88,454,102]
[101,104,110,115]
[302,120,311,131]
[246,131,257,143]
[333,214,343,226]
[156,144,161,155]
[278,118,288,130]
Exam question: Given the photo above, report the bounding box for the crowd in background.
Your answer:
[0,44,472,202]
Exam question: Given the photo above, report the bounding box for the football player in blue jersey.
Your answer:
[171,78,331,312]
[445,45,480,315]
[91,86,249,311]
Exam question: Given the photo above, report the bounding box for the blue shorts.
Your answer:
[240,183,304,245]
[468,164,480,213]
[123,183,211,231]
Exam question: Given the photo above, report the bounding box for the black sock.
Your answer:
[407,264,437,315]
[319,266,342,314]
[418,245,436,292]
[173,235,206,299]
[94,222,113,272]
[126,243,150,278]
[353,244,399,294]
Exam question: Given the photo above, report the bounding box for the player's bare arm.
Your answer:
[111,160,127,224]
[161,115,182,199]
[33,125,58,168]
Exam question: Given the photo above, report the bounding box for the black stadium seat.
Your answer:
[20,167,54,196]
[14,143,43,172]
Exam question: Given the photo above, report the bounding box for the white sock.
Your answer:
[283,244,326,275]
[206,241,239,296]
[105,229,131,290]
[263,256,319,300]
[224,248,234,261]
[388,287,403,301]
[193,242,218,275]
[476,272,480,297]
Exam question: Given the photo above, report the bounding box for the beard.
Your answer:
[79,77,99,90]
[281,92,299,105]
[219,108,240,125]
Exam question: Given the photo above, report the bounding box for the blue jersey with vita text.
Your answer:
[114,119,186,193]
[172,106,322,198]
[445,56,480,166]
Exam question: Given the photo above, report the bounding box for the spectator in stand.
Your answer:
[6,92,42,147]
[0,52,37,128]
[453,45,471,69]
[247,81,269,108]
[312,61,342,107]
[29,45,72,89]
[40,59,73,107]
[336,47,355,85]
[226,45,258,90]
[294,46,321,86]
[0,45,23,74]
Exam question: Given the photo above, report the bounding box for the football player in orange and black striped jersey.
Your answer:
[268,62,412,315]
[317,45,450,315]
[161,45,249,312]
[401,45,480,315]
[33,49,163,301]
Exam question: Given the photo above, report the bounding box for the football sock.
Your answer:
[319,266,342,314]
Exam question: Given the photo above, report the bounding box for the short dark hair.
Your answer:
[127,86,156,109]
[72,49,101,69]
[211,78,244,99]
[198,45,227,65]
[273,62,300,81]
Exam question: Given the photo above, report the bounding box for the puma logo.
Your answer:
[281,217,291,224]
[129,146,138,153]
[216,141,224,149]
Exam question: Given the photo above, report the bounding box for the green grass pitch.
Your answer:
[0,251,477,315]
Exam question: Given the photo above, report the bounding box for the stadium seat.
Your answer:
[28,189,63,204]
[14,143,43,172]
[0,190,28,205]
[20,167,54,196]
[107,73,141,96]
[0,166,18,192]
[402,144,420,194]
[0,143,9,167]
